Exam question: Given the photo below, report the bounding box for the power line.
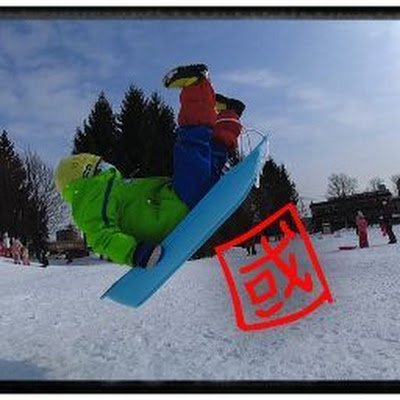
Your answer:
[299,195,326,201]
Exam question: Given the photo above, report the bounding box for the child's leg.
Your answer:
[210,109,242,184]
[172,78,217,209]
[178,79,217,128]
[210,140,228,185]
[168,67,244,209]
[173,125,213,209]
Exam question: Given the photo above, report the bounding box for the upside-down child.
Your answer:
[55,64,245,268]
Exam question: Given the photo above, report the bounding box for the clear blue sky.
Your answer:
[1,19,400,201]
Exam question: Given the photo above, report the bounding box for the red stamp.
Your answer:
[215,203,333,331]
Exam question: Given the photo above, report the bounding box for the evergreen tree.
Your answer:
[194,156,299,258]
[72,127,94,156]
[72,92,117,163]
[0,131,54,257]
[74,87,176,179]
[256,159,299,235]
[193,149,252,258]
[0,130,29,237]
[257,159,298,214]
[22,185,48,256]
[155,97,176,176]
[141,92,176,177]
[114,85,148,177]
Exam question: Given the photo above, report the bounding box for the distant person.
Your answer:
[355,211,369,248]
[21,246,30,266]
[381,200,397,244]
[11,238,23,264]
[245,236,257,256]
[39,249,49,268]
[246,210,262,256]
[3,232,11,257]
[66,253,73,264]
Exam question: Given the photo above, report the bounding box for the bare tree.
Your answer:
[327,173,358,199]
[390,174,400,196]
[24,150,69,235]
[367,177,385,192]
[297,198,310,218]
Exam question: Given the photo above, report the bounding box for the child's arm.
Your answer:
[85,224,138,266]
[84,218,159,267]
[71,169,161,268]
[73,172,139,266]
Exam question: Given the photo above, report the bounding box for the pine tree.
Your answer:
[141,92,176,177]
[194,156,299,258]
[0,130,29,237]
[256,159,299,235]
[72,127,94,156]
[256,159,298,213]
[22,185,48,256]
[193,148,252,258]
[75,87,176,179]
[0,131,53,257]
[114,85,148,177]
[155,98,176,176]
[72,92,117,163]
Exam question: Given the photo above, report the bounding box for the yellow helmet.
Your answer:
[54,153,102,194]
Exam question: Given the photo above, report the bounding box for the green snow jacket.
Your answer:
[62,167,189,266]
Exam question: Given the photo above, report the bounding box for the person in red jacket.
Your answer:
[355,211,369,248]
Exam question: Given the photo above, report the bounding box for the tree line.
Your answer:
[72,87,175,178]
[0,82,300,262]
[0,131,67,259]
[326,172,400,199]
[72,85,299,257]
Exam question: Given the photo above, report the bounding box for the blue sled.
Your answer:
[101,136,269,308]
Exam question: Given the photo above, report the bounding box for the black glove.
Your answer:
[133,242,163,268]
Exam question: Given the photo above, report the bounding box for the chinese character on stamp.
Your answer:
[215,203,333,331]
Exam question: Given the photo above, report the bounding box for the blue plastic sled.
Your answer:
[101,136,269,308]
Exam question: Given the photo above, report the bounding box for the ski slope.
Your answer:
[1,226,400,380]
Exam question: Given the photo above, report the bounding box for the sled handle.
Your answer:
[244,127,269,139]
[239,127,270,159]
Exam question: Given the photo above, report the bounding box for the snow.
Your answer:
[1,225,400,380]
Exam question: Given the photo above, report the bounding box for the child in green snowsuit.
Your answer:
[55,64,245,268]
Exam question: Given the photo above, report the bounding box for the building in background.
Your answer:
[47,225,88,259]
[310,187,400,233]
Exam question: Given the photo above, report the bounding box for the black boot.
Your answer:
[163,64,209,88]
[216,93,246,117]
[387,228,397,244]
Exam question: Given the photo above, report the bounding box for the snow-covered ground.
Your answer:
[1,225,400,380]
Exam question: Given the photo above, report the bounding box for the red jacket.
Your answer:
[356,216,368,234]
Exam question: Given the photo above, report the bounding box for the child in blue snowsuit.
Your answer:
[131,63,246,266]
[166,63,245,210]
[55,64,245,268]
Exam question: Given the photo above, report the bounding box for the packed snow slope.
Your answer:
[1,226,400,380]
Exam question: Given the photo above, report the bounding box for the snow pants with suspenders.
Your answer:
[172,79,242,209]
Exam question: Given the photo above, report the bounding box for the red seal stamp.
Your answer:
[215,203,333,331]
